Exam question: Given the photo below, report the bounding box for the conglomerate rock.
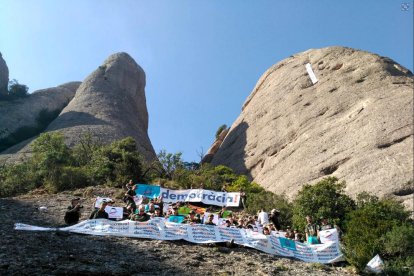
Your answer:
[211,46,413,209]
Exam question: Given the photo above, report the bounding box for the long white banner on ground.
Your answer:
[15,219,343,263]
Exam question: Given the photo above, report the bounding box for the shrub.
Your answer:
[84,137,144,187]
[0,162,40,197]
[44,166,89,193]
[8,79,29,98]
[343,196,411,272]
[382,224,414,275]
[215,124,227,139]
[292,177,355,231]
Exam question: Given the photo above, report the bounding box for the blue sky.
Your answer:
[0,0,413,162]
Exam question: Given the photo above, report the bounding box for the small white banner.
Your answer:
[105,206,123,219]
[305,63,318,84]
[365,254,384,274]
[94,197,112,208]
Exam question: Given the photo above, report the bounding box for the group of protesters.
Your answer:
[64,181,339,245]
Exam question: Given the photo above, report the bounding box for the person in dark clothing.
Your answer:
[89,201,109,219]
[239,189,247,209]
[124,181,137,210]
[269,209,281,230]
[131,205,150,222]
[204,214,216,226]
[183,210,201,224]
[64,197,83,225]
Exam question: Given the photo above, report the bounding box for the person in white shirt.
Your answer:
[257,209,269,225]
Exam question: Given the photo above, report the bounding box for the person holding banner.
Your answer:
[305,215,320,244]
[123,181,137,210]
[204,214,216,226]
[183,210,201,225]
[131,205,150,222]
[89,201,109,220]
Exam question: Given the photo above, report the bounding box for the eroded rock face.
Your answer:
[0,82,80,152]
[0,52,9,97]
[202,128,229,163]
[211,46,413,208]
[45,52,156,161]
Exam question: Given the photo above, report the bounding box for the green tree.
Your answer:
[8,79,29,98]
[292,177,355,231]
[31,132,72,187]
[156,150,184,180]
[0,161,39,197]
[85,137,144,186]
[343,195,411,272]
[215,124,227,139]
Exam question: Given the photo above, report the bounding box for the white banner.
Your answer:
[305,63,318,84]
[94,197,112,208]
[105,206,123,219]
[161,188,240,207]
[15,220,343,263]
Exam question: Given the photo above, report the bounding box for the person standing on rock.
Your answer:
[64,197,83,225]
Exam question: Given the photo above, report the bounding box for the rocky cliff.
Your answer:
[46,52,156,161]
[210,46,413,208]
[0,82,81,152]
[0,52,156,163]
[0,52,9,97]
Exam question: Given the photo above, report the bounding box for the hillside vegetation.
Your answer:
[0,132,412,274]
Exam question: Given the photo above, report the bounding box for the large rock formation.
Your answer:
[0,82,80,152]
[0,52,9,97]
[45,52,156,161]
[211,46,413,208]
[0,52,156,163]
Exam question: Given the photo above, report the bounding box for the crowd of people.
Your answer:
[64,181,340,245]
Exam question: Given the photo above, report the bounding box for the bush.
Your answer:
[84,137,144,187]
[215,124,227,139]
[8,79,29,98]
[292,177,355,231]
[0,162,40,197]
[44,166,89,193]
[383,224,414,275]
[343,195,411,272]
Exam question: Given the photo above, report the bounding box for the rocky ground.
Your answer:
[0,186,357,275]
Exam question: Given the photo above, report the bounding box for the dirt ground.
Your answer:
[0,186,357,275]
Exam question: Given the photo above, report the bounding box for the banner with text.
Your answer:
[160,188,240,207]
[135,185,240,207]
[15,220,342,263]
